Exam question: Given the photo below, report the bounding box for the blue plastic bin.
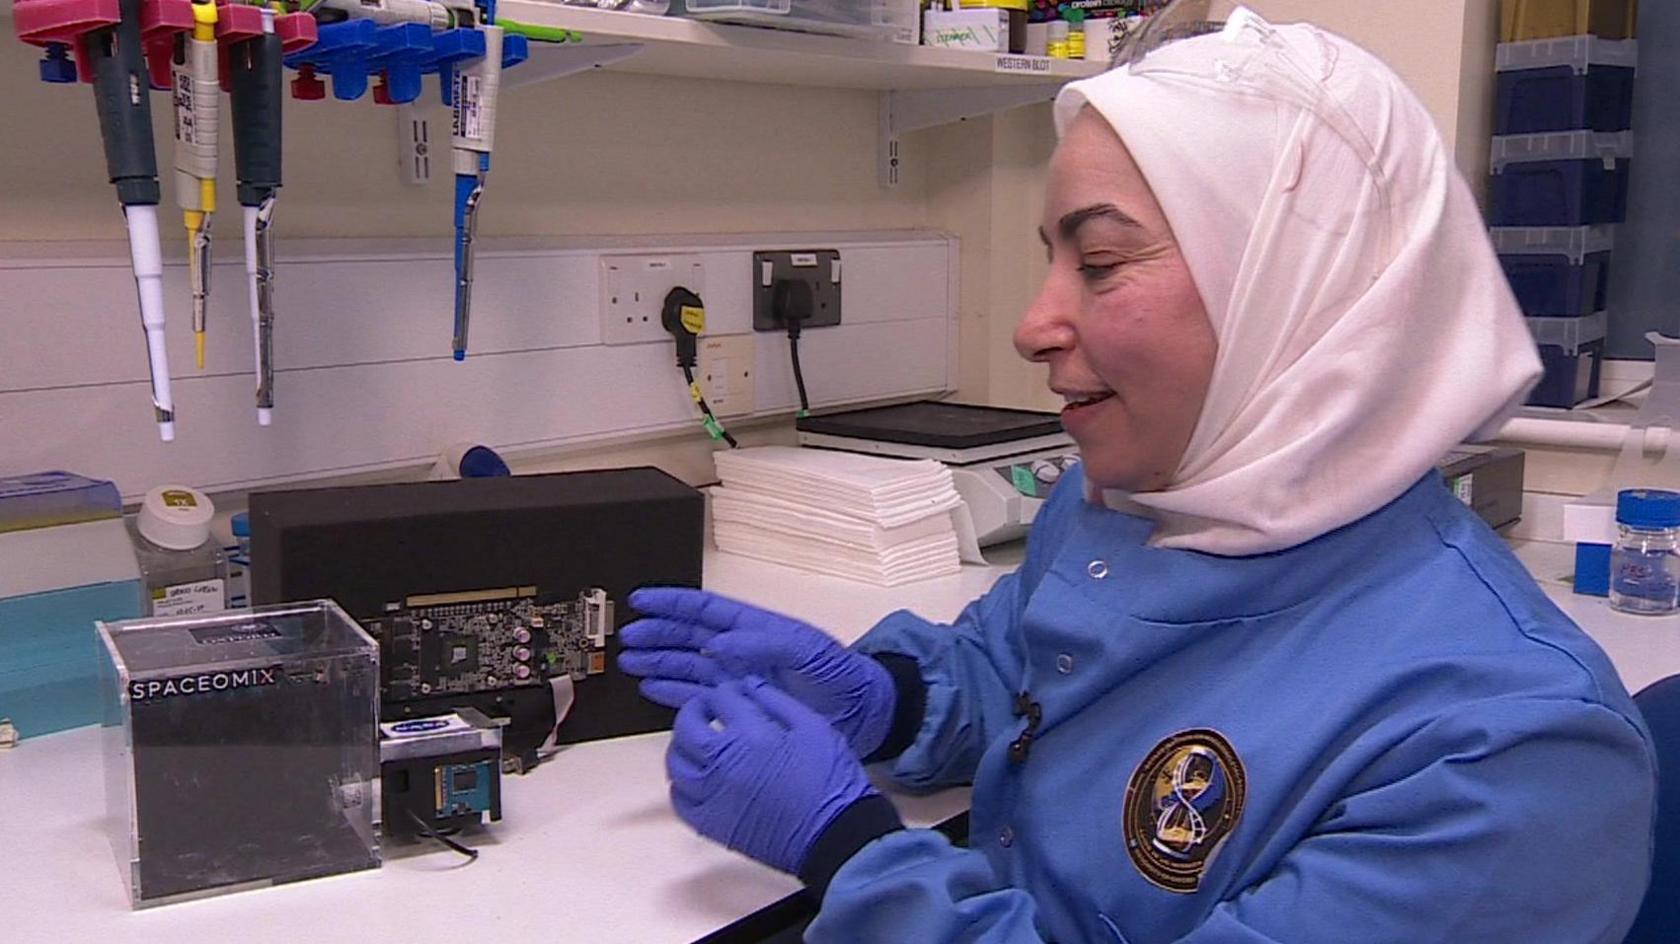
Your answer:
[1492,225,1614,316]
[1526,312,1605,407]
[1494,36,1637,134]
[1488,131,1632,226]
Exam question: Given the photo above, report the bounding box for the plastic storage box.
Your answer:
[99,601,380,908]
[1495,36,1636,134]
[1491,225,1614,316]
[1526,311,1606,407]
[1501,0,1638,42]
[0,471,121,530]
[1488,130,1632,226]
[679,0,918,42]
[0,472,142,740]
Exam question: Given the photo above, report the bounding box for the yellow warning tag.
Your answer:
[161,489,198,508]
[689,382,704,404]
[680,305,705,335]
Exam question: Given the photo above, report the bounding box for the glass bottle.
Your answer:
[1609,488,1680,616]
[127,485,230,618]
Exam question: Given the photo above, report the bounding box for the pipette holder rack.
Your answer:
[15,0,317,88]
[216,3,319,92]
[285,16,527,105]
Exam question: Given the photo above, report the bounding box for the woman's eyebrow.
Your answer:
[1058,203,1142,239]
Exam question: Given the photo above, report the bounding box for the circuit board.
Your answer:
[365,586,614,704]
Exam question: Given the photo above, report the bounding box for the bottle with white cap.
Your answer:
[126,485,230,618]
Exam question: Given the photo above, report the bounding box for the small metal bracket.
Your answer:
[505,42,643,90]
[878,82,1068,188]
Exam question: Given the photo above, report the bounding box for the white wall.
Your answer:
[0,3,1506,491]
[0,54,947,490]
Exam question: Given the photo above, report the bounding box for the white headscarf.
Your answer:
[1055,12,1540,556]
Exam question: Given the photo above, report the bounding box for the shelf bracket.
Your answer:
[878,82,1068,188]
[506,42,645,90]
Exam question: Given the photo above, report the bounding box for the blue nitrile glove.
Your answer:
[667,677,889,876]
[619,587,898,757]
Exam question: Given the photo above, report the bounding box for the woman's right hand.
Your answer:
[618,587,897,758]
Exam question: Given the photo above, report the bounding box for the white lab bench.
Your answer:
[3,536,1677,944]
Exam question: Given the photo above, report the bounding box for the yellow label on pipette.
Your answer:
[680,305,705,335]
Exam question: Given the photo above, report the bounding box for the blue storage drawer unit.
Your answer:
[1495,35,1637,134]
[1488,130,1632,226]
[1526,311,1606,408]
[1492,225,1614,316]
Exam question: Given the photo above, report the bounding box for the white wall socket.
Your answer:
[600,254,707,346]
[697,335,756,418]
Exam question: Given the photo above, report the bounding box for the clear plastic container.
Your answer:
[98,601,381,907]
[558,0,671,12]
[1496,34,1637,72]
[679,0,916,42]
[1495,226,1614,317]
[1609,489,1680,616]
[1491,224,1616,262]
[1490,129,1634,171]
[0,470,122,533]
[1488,131,1633,227]
[1527,310,1607,354]
[127,486,230,618]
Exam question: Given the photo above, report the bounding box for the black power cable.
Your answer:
[773,279,814,417]
[662,287,739,448]
[406,809,479,862]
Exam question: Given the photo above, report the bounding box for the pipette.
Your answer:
[451,20,502,361]
[229,8,284,425]
[174,0,219,369]
[86,0,176,441]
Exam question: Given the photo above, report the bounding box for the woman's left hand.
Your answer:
[666,676,879,875]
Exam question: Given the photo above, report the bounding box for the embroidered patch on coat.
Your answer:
[1123,728,1247,893]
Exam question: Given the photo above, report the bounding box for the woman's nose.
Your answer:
[1015,276,1076,363]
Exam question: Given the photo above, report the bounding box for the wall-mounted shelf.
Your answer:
[495,3,1106,91]
[495,4,1104,186]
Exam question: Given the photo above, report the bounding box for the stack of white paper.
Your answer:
[710,447,967,586]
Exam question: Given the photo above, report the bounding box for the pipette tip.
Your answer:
[257,408,273,427]
[195,332,205,369]
[454,349,466,362]
[158,421,176,443]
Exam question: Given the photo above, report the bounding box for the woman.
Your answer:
[619,4,1657,941]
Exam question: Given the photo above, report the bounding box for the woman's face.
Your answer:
[1015,109,1218,493]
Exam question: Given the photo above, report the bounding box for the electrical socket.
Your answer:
[752,250,842,332]
[697,335,756,418]
[600,254,707,346]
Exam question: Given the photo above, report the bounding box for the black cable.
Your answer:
[684,363,739,448]
[664,286,738,449]
[406,809,479,862]
[773,279,814,418]
[789,331,810,417]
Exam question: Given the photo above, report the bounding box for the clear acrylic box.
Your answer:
[98,601,380,908]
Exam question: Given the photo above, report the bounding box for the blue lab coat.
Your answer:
[809,468,1657,943]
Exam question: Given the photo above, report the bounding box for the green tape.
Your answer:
[702,415,726,440]
[498,19,582,43]
[1010,465,1038,498]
